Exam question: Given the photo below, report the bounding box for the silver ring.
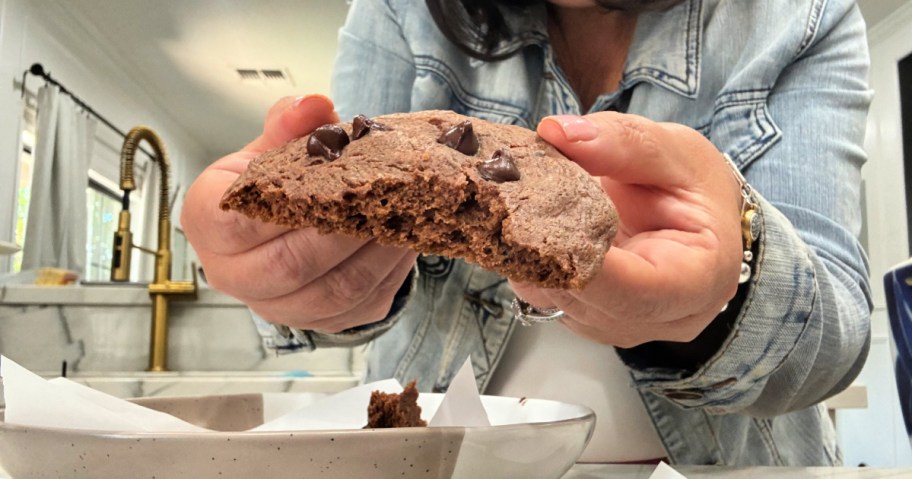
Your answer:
[511,297,565,326]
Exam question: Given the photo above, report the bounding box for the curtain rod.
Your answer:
[21,62,156,162]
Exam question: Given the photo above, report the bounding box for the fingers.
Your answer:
[512,278,722,348]
[511,283,724,348]
[559,312,715,348]
[536,111,743,299]
[245,94,339,154]
[246,248,418,331]
[514,233,735,325]
[182,93,413,333]
[199,229,369,299]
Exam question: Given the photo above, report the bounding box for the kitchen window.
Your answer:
[11,94,37,274]
[13,96,147,281]
[84,176,121,282]
[13,128,35,274]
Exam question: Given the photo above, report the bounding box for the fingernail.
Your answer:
[292,94,326,109]
[291,95,308,108]
[544,115,598,142]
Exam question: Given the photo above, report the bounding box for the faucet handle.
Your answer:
[148,262,198,299]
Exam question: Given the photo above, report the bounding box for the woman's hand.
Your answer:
[180,95,417,332]
[510,112,745,348]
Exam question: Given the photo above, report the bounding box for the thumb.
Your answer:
[245,94,339,154]
[537,112,714,188]
[181,94,338,255]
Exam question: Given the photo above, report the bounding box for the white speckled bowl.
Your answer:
[0,393,594,479]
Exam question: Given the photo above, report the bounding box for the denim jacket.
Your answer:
[269,0,873,466]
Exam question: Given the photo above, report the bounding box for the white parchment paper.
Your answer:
[0,355,486,432]
[1,355,688,477]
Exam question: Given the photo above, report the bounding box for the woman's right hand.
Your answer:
[180,95,418,332]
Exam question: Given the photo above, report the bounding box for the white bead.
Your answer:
[739,262,751,283]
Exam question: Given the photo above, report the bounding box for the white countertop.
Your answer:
[565,465,912,478]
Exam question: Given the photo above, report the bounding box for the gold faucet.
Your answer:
[111,126,198,372]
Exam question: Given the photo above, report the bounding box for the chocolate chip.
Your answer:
[351,114,388,140]
[306,125,350,161]
[477,149,520,182]
[437,120,479,155]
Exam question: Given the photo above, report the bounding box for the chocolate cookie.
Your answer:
[220,110,617,289]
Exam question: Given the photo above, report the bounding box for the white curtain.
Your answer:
[21,85,98,275]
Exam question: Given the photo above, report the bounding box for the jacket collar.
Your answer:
[498,0,703,100]
[623,0,702,98]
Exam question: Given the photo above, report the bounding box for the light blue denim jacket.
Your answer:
[280,0,874,466]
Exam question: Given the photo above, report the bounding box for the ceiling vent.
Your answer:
[260,69,286,81]
[235,68,295,87]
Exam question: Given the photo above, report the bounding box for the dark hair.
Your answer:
[425,0,687,61]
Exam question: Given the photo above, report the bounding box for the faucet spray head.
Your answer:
[111,210,133,282]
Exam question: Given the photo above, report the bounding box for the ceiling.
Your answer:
[50,0,907,160]
[858,0,909,29]
[54,0,351,159]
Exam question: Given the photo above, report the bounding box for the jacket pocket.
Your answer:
[709,89,782,170]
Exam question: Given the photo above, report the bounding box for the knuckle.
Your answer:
[262,238,307,288]
[616,116,661,157]
[320,262,381,310]
[263,232,329,291]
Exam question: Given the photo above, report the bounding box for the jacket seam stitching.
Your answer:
[754,417,786,465]
[797,0,827,57]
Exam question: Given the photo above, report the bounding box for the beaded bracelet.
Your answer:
[721,153,761,311]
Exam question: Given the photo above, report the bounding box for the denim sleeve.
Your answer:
[331,0,415,120]
[623,0,873,416]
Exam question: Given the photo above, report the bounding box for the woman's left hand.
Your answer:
[509,112,745,348]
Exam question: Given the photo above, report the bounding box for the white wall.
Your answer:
[0,0,211,273]
[837,1,912,467]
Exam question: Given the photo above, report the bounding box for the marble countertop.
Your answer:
[564,465,912,478]
[0,282,244,306]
